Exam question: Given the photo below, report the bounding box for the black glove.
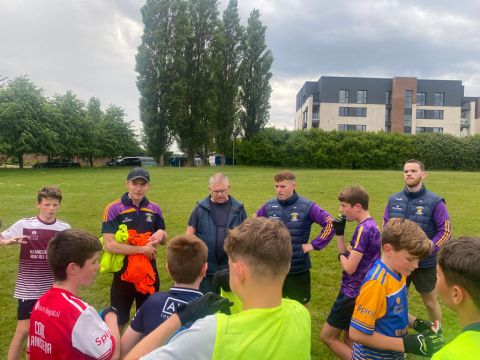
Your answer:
[213,268,231,292]
[332,214,346,236]
[98,306,118,321]
[413,318,434,333]
[175,292,233,326]
[403,330,444,357]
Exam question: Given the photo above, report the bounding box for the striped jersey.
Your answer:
[1,217,70,299]
[29,287,115,359]
[351,259,408,360]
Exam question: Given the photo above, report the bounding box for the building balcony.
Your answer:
[461,118,470,129]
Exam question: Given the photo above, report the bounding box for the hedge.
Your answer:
[235,129,480,170]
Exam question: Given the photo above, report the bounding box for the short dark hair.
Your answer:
[274,170,296,182]
[404,159,425,171]
[48,229,102,281]
[438,237,480,309]
[338,185,369,210]
[37,185,62,203]
[167,235,208,284]
[224,217,292,279]
[382,218,432,258]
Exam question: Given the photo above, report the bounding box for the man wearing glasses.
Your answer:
[187,173,247,293]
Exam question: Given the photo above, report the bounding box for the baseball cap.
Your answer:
[127,168,150,183]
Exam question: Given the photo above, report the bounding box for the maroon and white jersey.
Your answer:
[1,217,70,299]
[29,288,116,360]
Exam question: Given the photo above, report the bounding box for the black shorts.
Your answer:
[326,291,356,330]
[18,299,37,320]
[282,271,310,304]
[407,266,437,293]
[111,270,159,326]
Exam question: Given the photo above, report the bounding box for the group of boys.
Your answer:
[0,160,478,359]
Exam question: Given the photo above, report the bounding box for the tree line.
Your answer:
[0,76,140,168]
[236,128,480,171]
[137,0,273,165]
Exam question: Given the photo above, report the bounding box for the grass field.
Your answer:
[0,166,478,359]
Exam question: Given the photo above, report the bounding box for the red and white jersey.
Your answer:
[29,288,116,360]
[1,217,70,299]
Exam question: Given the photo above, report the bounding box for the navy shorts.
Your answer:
[282,270,311,305]
[18,299,37,320]
[326,291,356,330]
[407,266,437,293]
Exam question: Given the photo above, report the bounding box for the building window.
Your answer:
[434,92,445,106]
[416,127,443,133]
[404,126,411,134]
[357,90,367,104]
[338,124,366,131]
[312,105,319,120]
[385,91,391,105]
[417,92,426,106]
[416,109,426,119]
[339,107,367,117]
[405,90,413,108]
[433,110,444,119]
[339,90,349,103]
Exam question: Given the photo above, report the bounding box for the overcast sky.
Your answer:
[1,0,479,133]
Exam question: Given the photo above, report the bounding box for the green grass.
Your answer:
[0,166,478,359]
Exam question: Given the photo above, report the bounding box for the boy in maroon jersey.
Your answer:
[1,186,70,360]
[29,229,120,359]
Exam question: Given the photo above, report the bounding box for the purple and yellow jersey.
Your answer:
[102,193,165,235]
[351,259,409,360]
[341,218,381,298]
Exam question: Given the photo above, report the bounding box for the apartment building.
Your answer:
[295,76,480,136]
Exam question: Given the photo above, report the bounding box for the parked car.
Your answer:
[106,157,157,167]
[33,159,80,168]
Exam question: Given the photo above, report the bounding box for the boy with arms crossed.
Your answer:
[349,218,444,359]
[125,217,311,360]
[432,236,480,359]
[29,229,120,359]
[120,234,207,354]
[321,186,381,360]
[1,186,70,360]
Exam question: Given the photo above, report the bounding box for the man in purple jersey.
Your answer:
[1,186,70,360]
[321,185,381,360]
[255,170,334,305]
[384,159,451,322]
[102,168,167,328]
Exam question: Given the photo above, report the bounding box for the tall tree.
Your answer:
[212,0,244,160]
[239,9,273,139]
[170,0,219,164]
[136,0,174,165]
[83,97,103,167]
[0,76,48,167]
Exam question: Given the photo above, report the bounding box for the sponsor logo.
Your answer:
[162,297,188,316]
[395,198,403,201]
[356,304,375,318]
[122,217,132,223]
[415,206,424,215]
[95,330,112,346]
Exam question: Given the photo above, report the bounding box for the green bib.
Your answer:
[212,299,311,360]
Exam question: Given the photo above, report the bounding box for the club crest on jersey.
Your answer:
[415,206,424,215]
[145,213,153,222]
[290,212,299,222]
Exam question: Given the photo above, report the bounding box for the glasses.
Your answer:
[210,189,228,195]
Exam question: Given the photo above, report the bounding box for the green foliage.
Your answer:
[236,128,480,170]
[239,9,273,139]
[0,77,140,165]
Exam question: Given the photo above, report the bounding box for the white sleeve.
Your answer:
[141,315,217,360]
[1,220,24,238]
[71,307,115,360]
